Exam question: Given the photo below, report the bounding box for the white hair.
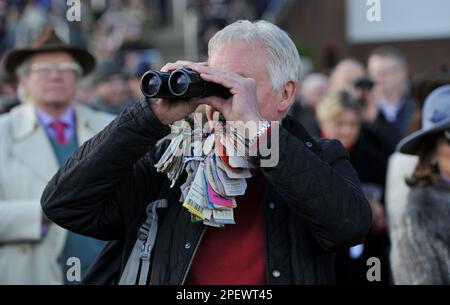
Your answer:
[208,20,301,90]
[301,73,329,95]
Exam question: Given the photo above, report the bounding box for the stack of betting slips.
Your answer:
[155,119,254,227]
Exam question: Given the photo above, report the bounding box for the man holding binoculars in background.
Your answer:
[41,20,372,285]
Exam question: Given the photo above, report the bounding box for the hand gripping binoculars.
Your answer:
[140,68,232,99]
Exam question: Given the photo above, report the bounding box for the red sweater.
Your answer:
[185,173,267,285]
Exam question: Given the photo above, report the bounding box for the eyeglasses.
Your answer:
[29,62,82,75]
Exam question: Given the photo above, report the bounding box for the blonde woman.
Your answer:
[317,91,391,284]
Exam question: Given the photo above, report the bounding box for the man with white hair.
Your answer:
[301,73,329,109]
[289,73,328,137]
[42,20,372,285]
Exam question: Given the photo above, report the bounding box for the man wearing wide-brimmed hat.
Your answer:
[0,28,113,284]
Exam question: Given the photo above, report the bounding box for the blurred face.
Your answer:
[329,60,365,97]
[206,41,293,121]
[20,52,79,112]
[301,82,328,109]
[320,110,361,149]
[434,135,450,179]
[368,55,407,98]
[96,75,129,105]
[128,77,142,100]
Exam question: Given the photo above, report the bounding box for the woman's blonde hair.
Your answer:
[316,90,362,123]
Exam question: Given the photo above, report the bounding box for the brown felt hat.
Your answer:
[3,28,96,78]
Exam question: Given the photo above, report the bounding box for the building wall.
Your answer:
[277,0,450,76]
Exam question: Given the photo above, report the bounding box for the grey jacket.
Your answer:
[391,180,450,284]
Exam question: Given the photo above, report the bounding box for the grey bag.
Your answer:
[118,199,168,285]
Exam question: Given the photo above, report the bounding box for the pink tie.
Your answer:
[51,121,67,144]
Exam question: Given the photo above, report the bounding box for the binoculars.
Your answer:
[354,77,375,90]
[140,68,232,100]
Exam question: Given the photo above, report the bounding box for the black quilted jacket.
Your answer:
[41,99,372,285]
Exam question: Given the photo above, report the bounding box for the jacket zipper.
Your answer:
[180,226,207,285]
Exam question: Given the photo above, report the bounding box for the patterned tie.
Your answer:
[51,121,67,144]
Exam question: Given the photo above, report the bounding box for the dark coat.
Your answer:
[370,95,417,153]
[41,99,372,285]
[335,127,391,284]
[288,100,321,138]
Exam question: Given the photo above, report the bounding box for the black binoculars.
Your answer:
[354,77,375,90]
[140,68,232,99]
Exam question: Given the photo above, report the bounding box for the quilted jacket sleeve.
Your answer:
[41,99,170,241]
[262,125,373,251]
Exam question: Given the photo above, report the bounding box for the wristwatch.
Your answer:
[248,120,271,147]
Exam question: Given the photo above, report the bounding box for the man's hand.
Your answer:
[151,97,200,125]
[149,60,263,126]
[190,63,262,124]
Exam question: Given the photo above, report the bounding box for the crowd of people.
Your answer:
[0,1,449,286]
[0,0,161,116]
[0,0,270,116]
[290,47,450,284]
